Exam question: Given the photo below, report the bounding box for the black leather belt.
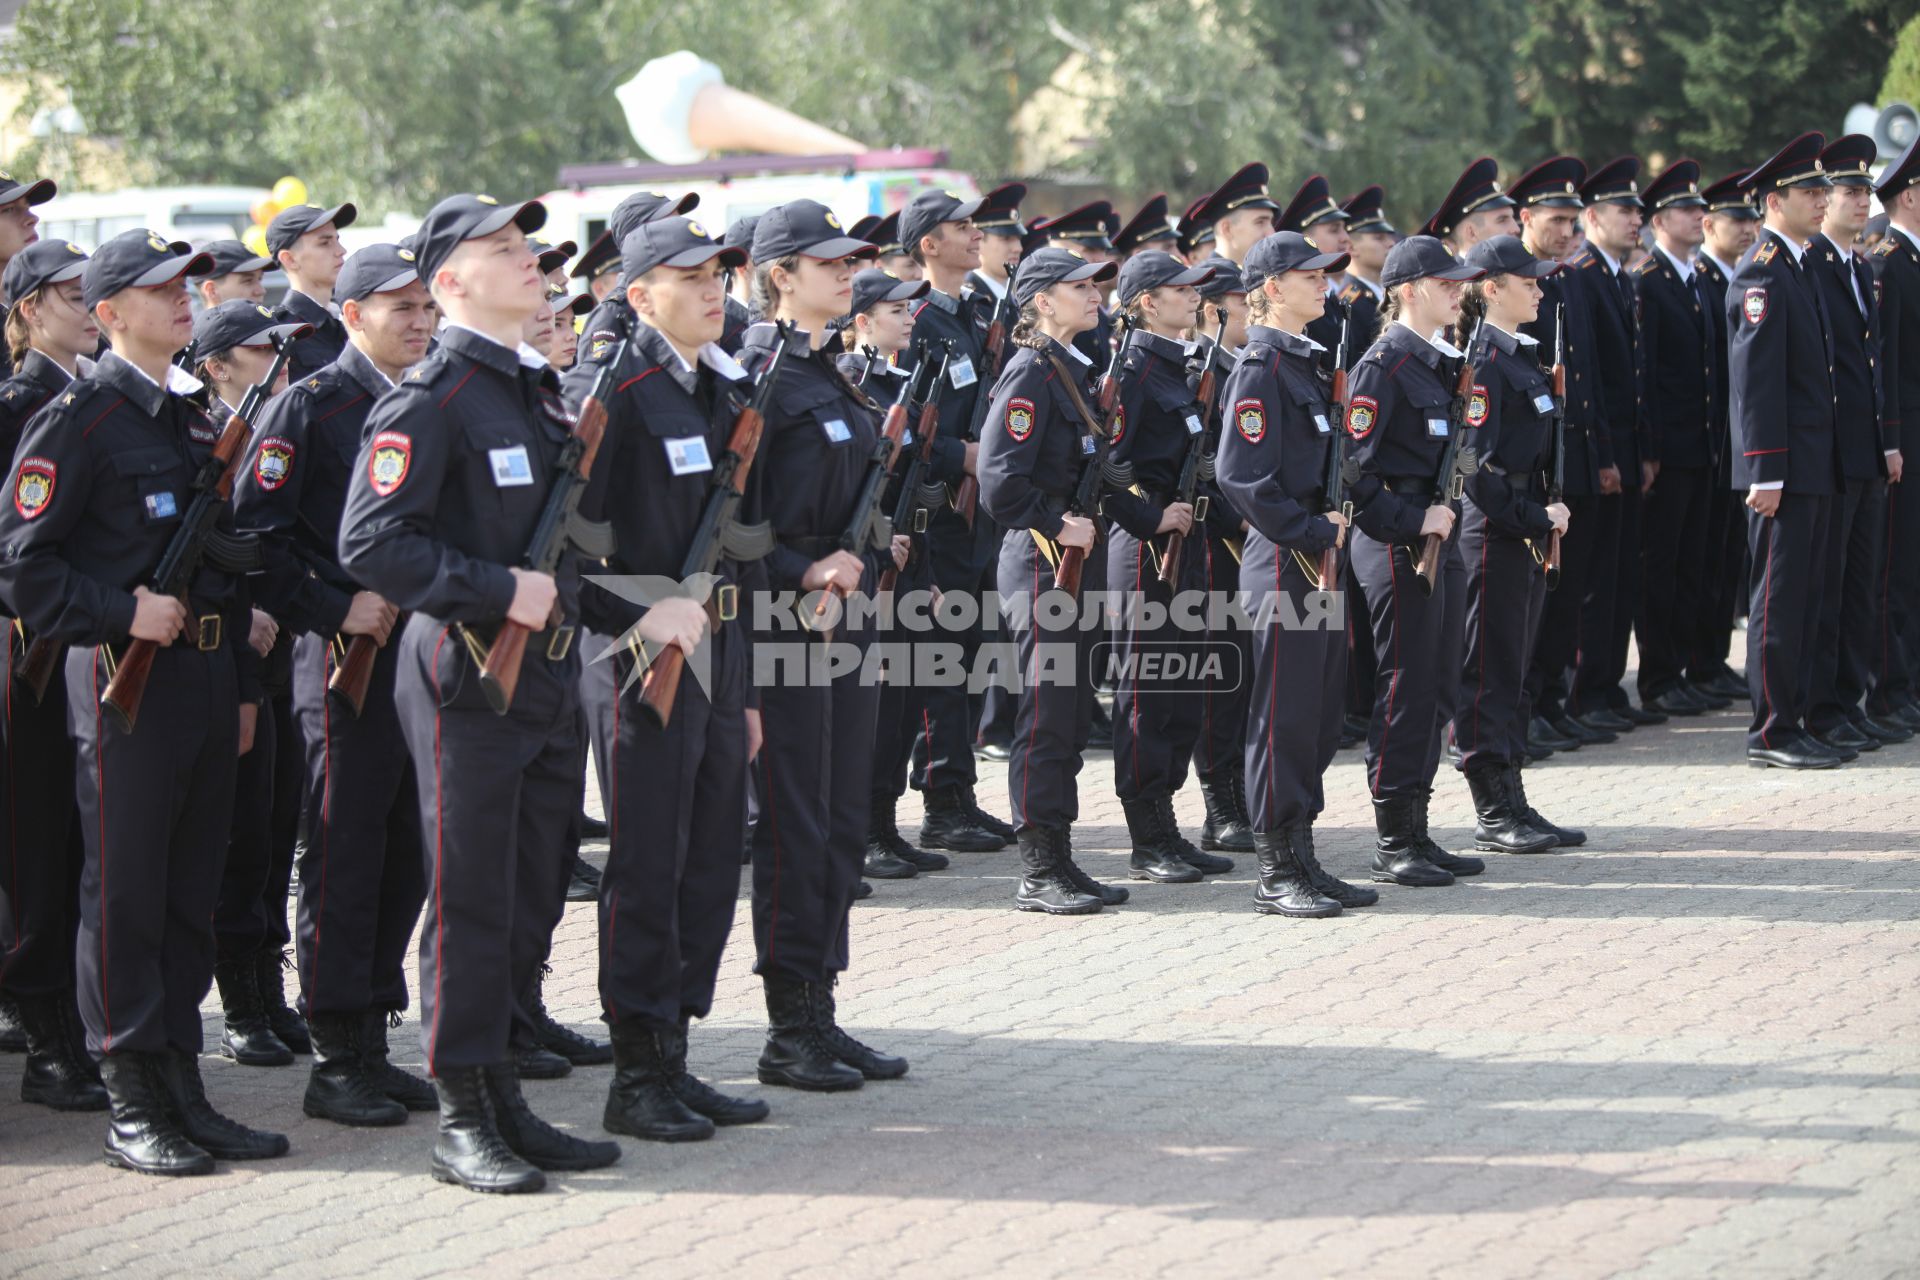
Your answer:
[784,535,840,558]
[1382,477,1437,497]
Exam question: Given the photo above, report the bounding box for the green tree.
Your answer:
[1881,11,1920,106]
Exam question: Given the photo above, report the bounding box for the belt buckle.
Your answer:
[715,584,738,623]
[1194,495,1209,522]
[196,614,222,652]
[546,625,576,662]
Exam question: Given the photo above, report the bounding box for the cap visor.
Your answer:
[661,243,749,271]
[232,255,274,272]
[953,197,986,223]
[44,261,88,286]
[800,237,880,261]
[16,179,57,206]
[241,321,316,347]
[371,268,420,294]
[1431,263,1485,282]
[1167,264,1218,287]
[131,251,215,288]
[1297,251,1349,273]
[1066,261,1119,285]
[887,280,932,303]
[475,200,548,239]
[571,229,614,278]
[1514,259,1561,279]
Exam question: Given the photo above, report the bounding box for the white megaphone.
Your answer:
[617,52,868,164]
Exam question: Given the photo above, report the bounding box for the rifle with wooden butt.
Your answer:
[949,287,1011,527]
[1157,313,1229,587]
[1413,323,1485,597]
[1048,319,1133,596]
[1543,303,1566,590]
[878,339,953,594]
[1315,303,1358,591]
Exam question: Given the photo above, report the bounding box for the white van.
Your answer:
[32,185,270,251]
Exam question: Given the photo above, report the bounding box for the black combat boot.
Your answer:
[1157,794,1234,874]
[363,1010,437,1111]
[665,1019,768,1125]
[524,965,612,1066]
[1252,830,1342,917]
[604,1021,716,1142]
[864,796,928,878]
[565,854,602,903]
[156,1049,290,1160]
[1052,827,1130,905]
[1198,771,1255,853]
[256,948,311,1054]
[919,784,1008,852]
[100,1053,213,1177]
[813,979,908,1080]
[0,994,27,1053]
[1462,765,1557,854]
[961,784,1017,843]
[1013,828,1105,915]
[214,958,293,1067]
[1414,787,1490,875]
[1286,821,1379,908]
[1504,764,1585,847]
[430,1066,546,1194]
[303,1013,407,1127]
[1370,795,1455,886]
[1124,798,1201,883]
[483,1061,621,1170]
[15,991,107,1111]
[757,976,863,1091]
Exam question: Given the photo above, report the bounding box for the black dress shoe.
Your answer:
[1678,680,1731,711]
[1748,741,1839,770]
[1698,669,1749,700]
[1855,713,1914,744]
[1578,708,1636,734]
[1816,722,1877,753]
[1646,687,1707,716]
[862,844,920,879]
[578,810,610,839]
[1890,701,1920,732]
[853,880,874,901]
[973,739,1012,761]
[564,856,601,903]
[1529,715,1581,753]
[1617,703,1668,726]
[1807,731,1860,762]
[1342,713,1371,740]
[1550,713,1614,745]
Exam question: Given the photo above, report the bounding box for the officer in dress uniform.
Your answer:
[266,201,357,380]
[1215,231,1374,916]
[1424,158,1520,254]
[1805,135,1907,752]
[233,245,436,1128]
[564,216,777,1141]
[338,194,623,1192]
[192,240,275,309]
[1727,134,1843,769]
[1275,175,1351,358]
[1870,135,1920,732]
[0,238,104,1110]
[1176,193,1217,265]
[1113,195,1180,261]
[1633,160,1732,718]
[0,231,290,1175]
[0,169,57,381]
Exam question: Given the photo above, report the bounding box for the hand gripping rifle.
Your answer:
[950,287,1012,528]
[1315,303,1360,591]
[1048,318,1134,596]
[1157,312,1229,587]
[1413,322,1486,597]
[878,339,954,594]
[1543,303,1566,590]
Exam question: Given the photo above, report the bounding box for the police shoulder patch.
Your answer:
[1111,403,1127,444]
[14,455,55,519]
[367,431,412,496]
[1004,396,1035,442]
[1234,397,1265,443]
[1742,287,1768,326]
[255,436,295,491]
[1466,384,1489,427]
[1347,394,1379,438]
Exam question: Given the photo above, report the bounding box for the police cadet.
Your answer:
[1344,235,1487,887]
[190,302,314,1069]
[0,169,57,379]
[739,199,909,1092]
[855,213,920,281]
[1806,135,1906,752]
[233,244,433,1128]
[967,183,1027,323]
[1727,134,1842,770]
[979,246,1129,915]
[575,190,705,359]
[1634,160,1732,718]
[570,231,623,305]
[338,194,622,1193]
[266,200,357,381]
[1424,158,1520,255]
[563,215,777,1140]
[1113,195,1180,260]
[894,187,1017,853]
[1871,136,1920,732]
[193,240,275,309]
[0,237,104,1110]
[1275,175,1351,358]
[1190,165,1281,270]
[1451,236,1581,851]
[0,230,289,1174]
[1106,249,1230,884]
[1033,201,1121,365]
[1567,158,1658,733]
[1692,172,1761,705]
[1215,231,1371,917]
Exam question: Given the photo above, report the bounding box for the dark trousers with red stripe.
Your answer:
[1241,537,1344,831]
[997,529,1108,831]
[1527,493,1602,721]
[1,641,81,997]
[1809,478,1885,734]
[1107,526,1204,804]
[214,686,302,965]
[1638,464,1716,699]
[395,616,582,1072]
[68,643,238,1057]
[1343,554,1377,723]
[1571,486,1639,714]
[1689,467,1749,683]
[1871,475,1920,713]
[750,594,876,984]
[909,507,991,794]
[1455,500,1548,769]
[1190,532,1252,782]
[870,555,933,806]
[600,625,746,1029]
[291,632,424,1018]
[1747,494,1832,750]
[1352,521,1464,800]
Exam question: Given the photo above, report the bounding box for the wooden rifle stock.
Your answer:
[1414,328,1481,597]
[1545,359,1566,590]
[18,633,60,704]
[1054,337,1125,595]
[1318,359,1353,591]
[328,631,382,717]
[1158,316,1230,587]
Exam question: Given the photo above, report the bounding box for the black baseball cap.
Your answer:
[192,299,311,356]
[198,239,275,278]
[265,201,358,257]
[1195,255,1246,299]
[898,189,986,258]
[1381,235,1482,288]
[751,200,876,262]
[1012,247,1117,308]
[412,193,547,285]
[2,238,89,307]
[336,243,421,303]
[1241,232,1349,290]
[1116,250,1215,307]
[725,214,762,255]
[1461,235,1560,279]
[546,287,594,317]
[0,170,56,207]
[529,236,578,275]
[621,215,748,278]
[571,190,701,282]
[82,230,215,309]
[849,268,930,317]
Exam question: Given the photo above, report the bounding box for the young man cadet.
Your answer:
[1870,135,1920,732]
[267,200,357,380]
[194,240,275,308]
[0,169,57,379]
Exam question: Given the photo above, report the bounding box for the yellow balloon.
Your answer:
[242,225,271,258]
[272,176,309,208]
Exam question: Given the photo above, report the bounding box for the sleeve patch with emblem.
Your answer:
[13,456,55,519]
[1234,397,1266,443]
[1742,287,1768,326]
[1004,396,1035,442]
[1347,394,1379,439]
[1111,403,1126,444]
[254,437,296,490]
[367,431,412,496]
[1465,385,1489,427]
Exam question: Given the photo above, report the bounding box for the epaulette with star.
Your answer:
[1754,241,1779,266]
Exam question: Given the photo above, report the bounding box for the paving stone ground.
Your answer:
[2,692,1917,1279]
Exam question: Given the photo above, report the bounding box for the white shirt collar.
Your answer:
[1703,250,1740,280]
[1655,243,1694,282]
[1590,243,1623,275]
[974,273,1008,301]
[1769,228,1806,263]
[119,357,205,397]
[1057,337,1093,366]
[1893,222,1920,253]
[1484,319,1539,348]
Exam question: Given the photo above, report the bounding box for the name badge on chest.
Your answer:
[1427,418,1450,438]
[948,356,978,389]
[144,491,178,520]
[1533,393,1555,415]
[1080,435,1097,457]
[489,445,534,487]
[820,417,853,444]
[1183,413,1204,436]
[665,436,713,476]
[1313,413,1331,435]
